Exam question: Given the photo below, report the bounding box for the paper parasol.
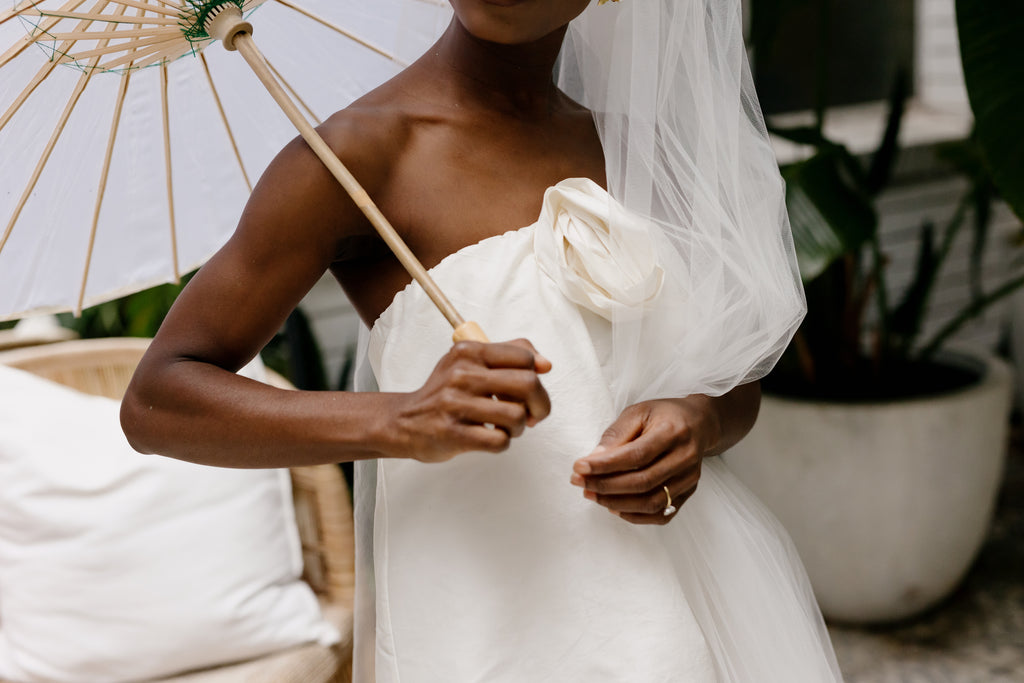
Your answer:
[0,0,487,341]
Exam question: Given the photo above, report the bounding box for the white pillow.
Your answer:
[0,361,338,682]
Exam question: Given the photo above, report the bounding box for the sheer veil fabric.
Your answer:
[352,1,839,680]
[558,0,805,409]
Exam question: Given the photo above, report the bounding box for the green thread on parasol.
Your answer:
[19,0,268,73]
[180,0,245,45]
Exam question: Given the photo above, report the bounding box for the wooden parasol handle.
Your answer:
[207,7,489,345]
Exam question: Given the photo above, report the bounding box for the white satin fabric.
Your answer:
[352,180,842,682]
[534,178,665,320]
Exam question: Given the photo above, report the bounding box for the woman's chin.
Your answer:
[451,0,589,46]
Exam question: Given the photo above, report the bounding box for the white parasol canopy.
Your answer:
[0,0,453,322]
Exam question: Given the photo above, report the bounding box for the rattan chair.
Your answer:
[0,337,354,683]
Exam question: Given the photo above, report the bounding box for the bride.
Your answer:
[123,0,844,680]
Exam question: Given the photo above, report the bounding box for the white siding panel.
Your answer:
[916,0,970,111]
[876,178,1021,353]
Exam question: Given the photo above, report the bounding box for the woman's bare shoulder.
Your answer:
[314,77,430,194]
[235,76,427,258]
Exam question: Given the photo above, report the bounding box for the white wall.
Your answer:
[877,176,1019,352]
[916,0,970,112]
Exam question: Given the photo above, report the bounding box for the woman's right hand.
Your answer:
[388,339,552,463]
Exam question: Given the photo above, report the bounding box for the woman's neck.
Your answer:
[424,19,567,119]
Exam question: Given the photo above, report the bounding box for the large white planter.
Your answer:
[724,352,1013,623]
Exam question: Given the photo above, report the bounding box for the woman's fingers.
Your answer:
[458,338,552,374]
[400,338,552,463]
[450,340,552,422]
[616,510,682,526]
[573,443,699,495]
[494,338,553,374]
[451,366,551,422]
[573,417,681,477]
[454,395,530,437]
[584,469,701,521]
[571,399,716,522]
[457,423,513,453]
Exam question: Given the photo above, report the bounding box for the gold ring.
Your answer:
[663,485,677,516]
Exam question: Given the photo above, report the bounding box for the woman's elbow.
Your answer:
[119,361,172,455]
[121,380,155,455]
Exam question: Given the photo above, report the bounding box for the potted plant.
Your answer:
[725,0,1024,623]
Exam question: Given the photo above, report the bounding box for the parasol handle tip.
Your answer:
[205,4,252,52]
[452,321,489,344]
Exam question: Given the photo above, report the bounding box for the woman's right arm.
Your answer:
[121,117,550,469]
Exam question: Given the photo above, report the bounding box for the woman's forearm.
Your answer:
[121,357,400,469]
[707,379,762,456]
[121,337,553,469]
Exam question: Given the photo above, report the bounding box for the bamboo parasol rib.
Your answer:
[264,53,320,124]
[1,0,488,342]
[1,0,89,68]
[199,51,253,190]
[159,63,180,288]
[269,0,408,68]
[78,3,150,313]
[1,0,116,257]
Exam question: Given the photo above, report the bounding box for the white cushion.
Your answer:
[0,361,338,682]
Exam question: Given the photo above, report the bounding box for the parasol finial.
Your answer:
[182,0,245,45]
[198,1,250,51]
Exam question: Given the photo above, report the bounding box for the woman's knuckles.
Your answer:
[478,429,511,453]
[451,340,484,361]
[435,386,463,411]
[447,364,475,388]
[504,403,529,428]
[649,415,689,444]
[598,421,631,447]
[623,443,655,468]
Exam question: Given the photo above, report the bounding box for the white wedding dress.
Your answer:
[352,180,843,682]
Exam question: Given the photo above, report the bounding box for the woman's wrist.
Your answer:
[346,391,413,461]
[666,394,723,459]
[689,381,761,458]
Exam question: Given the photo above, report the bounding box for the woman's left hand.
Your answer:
[570,397,723,525]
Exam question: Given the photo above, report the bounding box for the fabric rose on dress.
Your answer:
[533,178,665,321]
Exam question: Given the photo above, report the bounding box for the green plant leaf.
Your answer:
[865,71,909,196]
[282,308,327,391]
[917,272,1024,361]
[783,150,878,282]
[60,274,192,339]
[889,221,937,353]
[968,180,994,303]
[937,137,998,304]
[956,0,1024,223]
[771,127,871,194]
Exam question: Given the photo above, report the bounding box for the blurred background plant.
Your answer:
[47,268,357,484]
[750,0,1024,400]
[50,269,353,394]
[57,275,194,340]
